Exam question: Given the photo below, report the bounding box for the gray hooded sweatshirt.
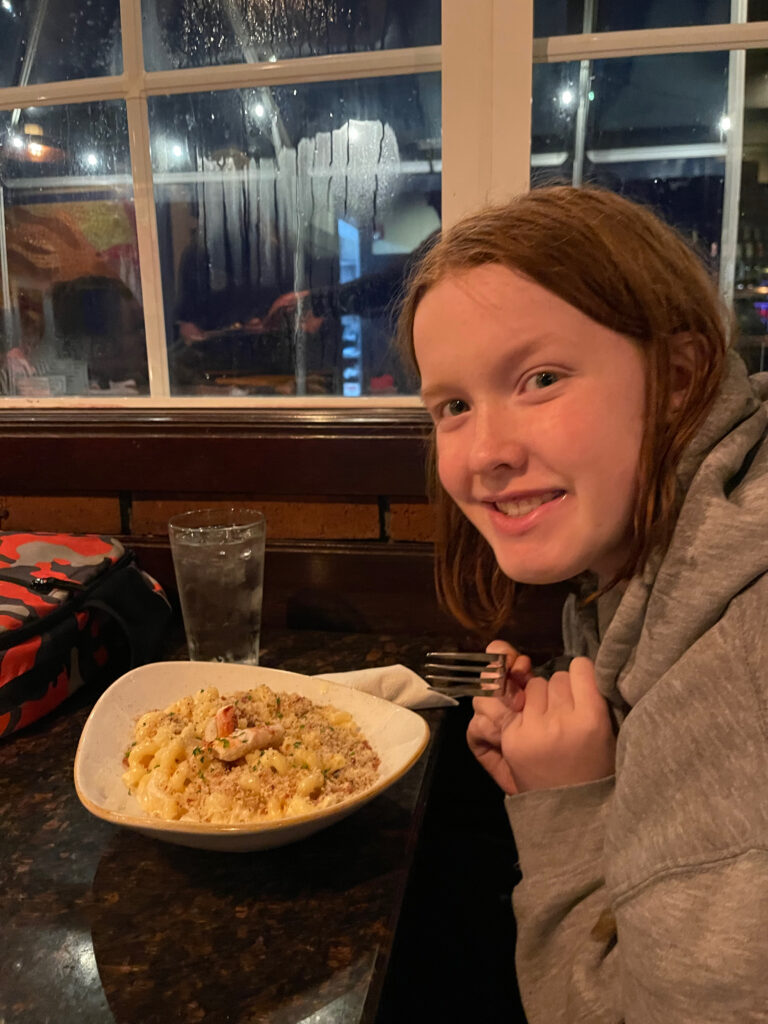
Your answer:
[504,351,768,1023]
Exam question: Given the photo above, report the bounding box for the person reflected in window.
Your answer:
[262,220,440,392]
[263,194,441,336]
[170,216,285,387]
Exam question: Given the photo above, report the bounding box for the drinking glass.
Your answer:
[168,507,266,664]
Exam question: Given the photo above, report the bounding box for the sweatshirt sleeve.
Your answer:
[506,785,768,1023]
[505,776,621,1023]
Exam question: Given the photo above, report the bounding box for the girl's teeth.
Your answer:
[495,491,562,517]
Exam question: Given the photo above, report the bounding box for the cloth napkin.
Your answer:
[313,663,458,709]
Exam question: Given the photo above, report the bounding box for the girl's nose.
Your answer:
[467,407,527,475]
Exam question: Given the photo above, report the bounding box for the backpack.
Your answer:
[0,531,172,738]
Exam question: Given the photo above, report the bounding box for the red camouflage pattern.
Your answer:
[0,532,168,739]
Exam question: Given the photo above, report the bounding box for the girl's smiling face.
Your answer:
[413,264,647,586]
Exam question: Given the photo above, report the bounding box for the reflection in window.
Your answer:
[0,0,121,89]
[149,74,441,397]
[534,0,731,37]
[531,61,579,179]
[735,49,768,373]
[143,0,440,70]
[0,102,148,397]
[531,52,728,271]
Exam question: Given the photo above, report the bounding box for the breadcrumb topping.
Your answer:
[121,684,380,825]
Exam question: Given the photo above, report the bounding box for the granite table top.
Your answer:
[0,629,456,1024]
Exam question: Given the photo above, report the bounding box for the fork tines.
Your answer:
[424,651,506,698]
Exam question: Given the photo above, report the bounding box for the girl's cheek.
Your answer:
[437,445,464,494]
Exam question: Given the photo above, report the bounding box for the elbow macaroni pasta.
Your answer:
[121,684,380,825]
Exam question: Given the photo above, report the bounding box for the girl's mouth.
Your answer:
[493,490,565,518]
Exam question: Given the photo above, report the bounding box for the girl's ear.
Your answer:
[669,333,698,411]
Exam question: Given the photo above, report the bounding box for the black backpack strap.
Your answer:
[82,560,172,668]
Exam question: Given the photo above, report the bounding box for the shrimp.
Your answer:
[203,704,238,743]
[209,724,285,762]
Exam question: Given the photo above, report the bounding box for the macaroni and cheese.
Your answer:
[121,684,380,824]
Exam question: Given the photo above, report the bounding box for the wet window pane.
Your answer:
[531,61,580,162]
[531,48,768,377]
[735,50,768,374]
[149,74,440,397]
[534,0,731,37]
[142,0,440,70]
[0,0,122,89]
[587,51,729,148]
[0,102,148,397]
[531,52,728,269]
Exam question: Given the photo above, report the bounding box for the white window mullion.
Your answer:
[142,45,441,95]
[0,75,128,112]
[0,48,441,114]
[720,0,749,303]
[491,0,533,204]
[120,0,170,397]
[534,20,768,62]
[441,0,532,227]
[0,185,12,347]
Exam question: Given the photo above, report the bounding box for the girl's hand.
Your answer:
[466,640,533,795]
[501,657,616,793]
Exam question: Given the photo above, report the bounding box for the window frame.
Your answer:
[0,0,766,411]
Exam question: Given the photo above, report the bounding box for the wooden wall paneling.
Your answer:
[0,408,432,495]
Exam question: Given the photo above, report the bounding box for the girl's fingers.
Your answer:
[568,657,603,708]
[520,675,548,715]
[482,641,524,705]
[485,639,518,658]
[471,694,507,718]
[546,672,575,710]
[467,710,502,749]
[510,653,533,684]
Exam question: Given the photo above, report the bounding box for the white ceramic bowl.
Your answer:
[74,660,430,852]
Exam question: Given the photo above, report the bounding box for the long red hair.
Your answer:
[396,186,730,634]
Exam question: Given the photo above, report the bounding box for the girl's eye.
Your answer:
[442,398,469,418]
[522,370,561,392]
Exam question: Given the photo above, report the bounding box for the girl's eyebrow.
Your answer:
[419,383,450,404]
[419,335,555,404]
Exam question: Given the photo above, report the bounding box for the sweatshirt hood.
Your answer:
[576,351,768,711]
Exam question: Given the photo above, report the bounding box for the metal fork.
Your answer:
[423,651,507,698]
